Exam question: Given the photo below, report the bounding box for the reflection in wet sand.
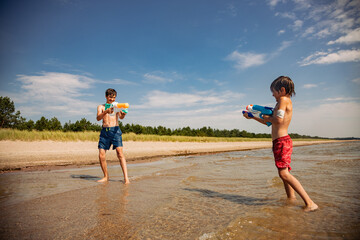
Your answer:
[85,184,133,239]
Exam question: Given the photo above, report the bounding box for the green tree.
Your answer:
[63,121,72,132]
[24,120,35,131]
[0,96,22,128]
[72,118,93,132]
[35,116,49,131]
[132,124,143,134]
[15,117,32,131]
[48,117,62,131]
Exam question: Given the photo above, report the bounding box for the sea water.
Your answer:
[0,141,359,239]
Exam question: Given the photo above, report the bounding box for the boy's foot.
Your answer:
[124,178,130,184]
[304,202,318,212]
[97,177,109,183]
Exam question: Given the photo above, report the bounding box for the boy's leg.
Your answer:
[98,148,109,182]
[282,178,296,200]
[278,168,318,211]
[116,147,130,184]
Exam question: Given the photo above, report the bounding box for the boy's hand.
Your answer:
[105,108,114,115]
[243,112,252,119]
[118,110,126,119]
[262,114,270,121]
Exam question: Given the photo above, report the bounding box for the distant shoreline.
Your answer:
[0,139,345,172]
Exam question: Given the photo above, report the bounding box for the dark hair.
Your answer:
[105,88,117,97]
[270,76,295,97]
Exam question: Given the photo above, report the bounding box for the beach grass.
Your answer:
[0,128,326,142]
[0,129,100,142]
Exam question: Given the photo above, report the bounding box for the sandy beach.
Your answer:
[0,140,335,171]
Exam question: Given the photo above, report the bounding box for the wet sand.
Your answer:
[0,141,359,239]
[0,140,335,171]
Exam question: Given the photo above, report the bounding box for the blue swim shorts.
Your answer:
[98,126,123,150]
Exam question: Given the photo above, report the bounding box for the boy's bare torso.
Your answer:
[98,104,119,128]
[271,96,292,140]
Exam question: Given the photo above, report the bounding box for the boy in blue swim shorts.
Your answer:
[96,88,130,184]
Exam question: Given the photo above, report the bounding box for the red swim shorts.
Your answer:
[272,135,292,171]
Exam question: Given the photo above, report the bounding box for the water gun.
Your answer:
[242,104,273,127]
[105,102,129,116]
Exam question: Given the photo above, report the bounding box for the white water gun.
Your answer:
[105,102,129,116]
[242,104,273,127]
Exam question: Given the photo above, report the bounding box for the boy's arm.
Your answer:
[117,110,126,120]
[262,98,287,125]
[97,105,111,121]
[243,112,268,126]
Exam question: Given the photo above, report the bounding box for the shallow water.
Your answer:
[0,141,359,239]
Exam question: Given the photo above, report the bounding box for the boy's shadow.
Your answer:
[183,188,269,206]
[71,174,101,181]
[70,174,123,182]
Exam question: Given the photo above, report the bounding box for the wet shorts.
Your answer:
[272,135,292,171]
[98,126,123,150]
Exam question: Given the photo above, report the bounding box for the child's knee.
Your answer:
[116,148,124,158]
[99,150,106,159]
[278,169,291,180]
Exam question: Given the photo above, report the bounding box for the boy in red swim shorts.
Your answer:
[273,135,292,171]
[243,76,318,212]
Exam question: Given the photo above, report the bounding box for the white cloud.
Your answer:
[299,49,360,66]
[15,72,98,118]
[143,73,172,84]
[328,27,360,45]
[293,0,312,10]
[272,0,360,41]
[301,26,315,38]
[278,29,285,35]
[100,78,139,86]
[125,89,246,130]
[275,12,296,20]
[352,78,360,84]
[17,72,94,98]
[314,28,331,38]
[135,90,244,109]
[292,101,360,138]
[226,41,292,69]
[303,84,318,89]
[292,19,303,30]
[142,71,182,84]
[277,41,292,52]
[268,0,285,8]
[226,51,267,69]
[324,97,360,101]
[214,79,226,86]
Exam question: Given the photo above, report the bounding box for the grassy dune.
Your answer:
[0,129,325,142]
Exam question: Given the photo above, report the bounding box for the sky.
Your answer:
[0,0,359,138]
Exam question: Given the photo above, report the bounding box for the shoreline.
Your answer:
[0,139,344,172]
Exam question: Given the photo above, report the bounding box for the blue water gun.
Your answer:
[242,104,273,127]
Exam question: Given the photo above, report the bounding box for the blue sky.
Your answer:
[0,0,359,138]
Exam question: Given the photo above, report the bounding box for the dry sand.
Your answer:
[0,140,336,171]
